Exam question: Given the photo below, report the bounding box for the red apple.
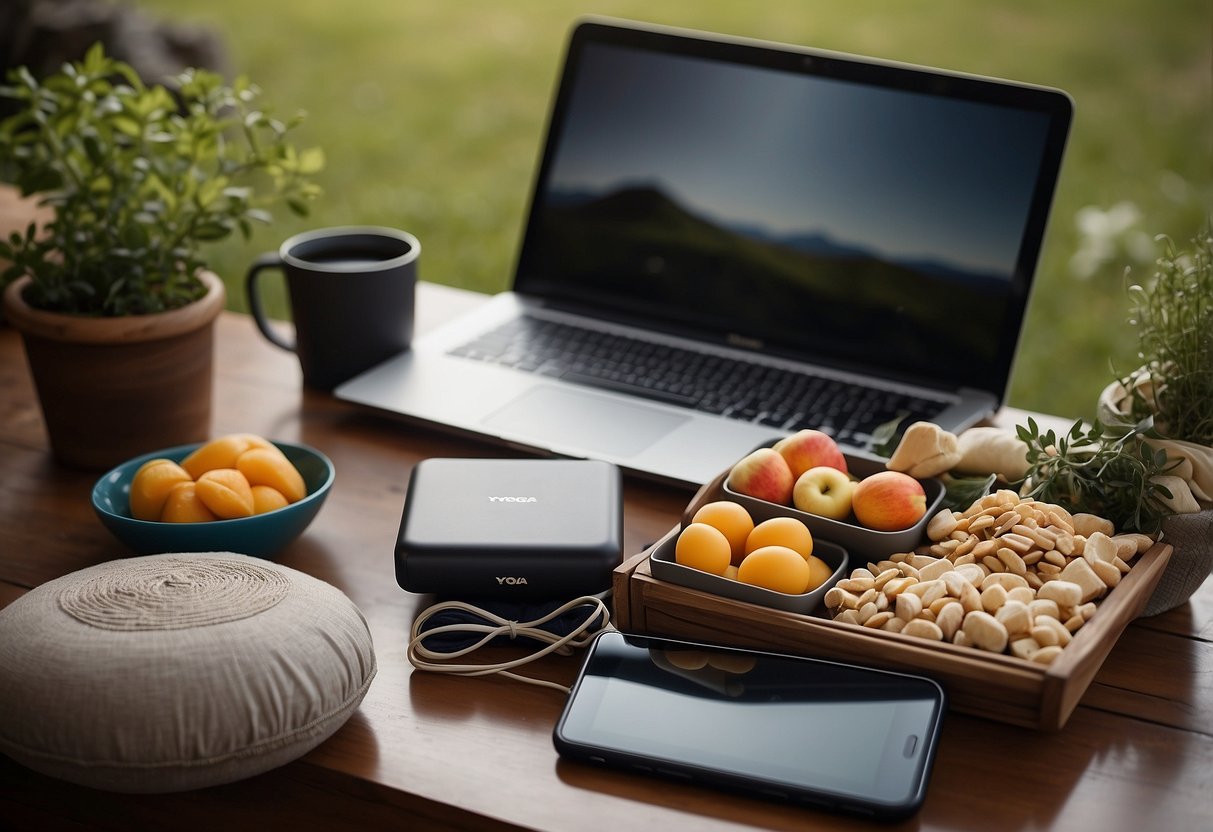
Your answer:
[773,429,847,480]
[851,471,927,531]
[727,448,794,505]
[792,466,855,520]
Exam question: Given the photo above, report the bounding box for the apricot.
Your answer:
[744,516,814,560]
[251,485,290,515]
[737,545,812,594]
[180,434,258,479]
[235,448,305,502]
[232,433,278,452]
[806,554,834,592]
[236,447,306,503]
[160,482,218,523]
[691,500,755,565]
[674,523,732,575]
[129,458,193,521]
[194,468,255,519]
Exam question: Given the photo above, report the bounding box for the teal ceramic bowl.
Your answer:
[92,441,335,558]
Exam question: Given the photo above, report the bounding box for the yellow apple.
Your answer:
[792,466,855,520]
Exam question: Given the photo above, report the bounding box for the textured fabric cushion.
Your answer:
[0,552,376,793]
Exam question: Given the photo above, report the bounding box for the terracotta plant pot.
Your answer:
[2,272,226,470]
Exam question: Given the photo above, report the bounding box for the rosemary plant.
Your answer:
[1119,229,1213,445]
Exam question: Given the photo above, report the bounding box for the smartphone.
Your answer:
[554,631,945,820]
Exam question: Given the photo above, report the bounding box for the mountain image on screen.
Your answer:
[533,184,1009,375]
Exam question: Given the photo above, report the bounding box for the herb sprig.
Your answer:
[1015,416,1176,535]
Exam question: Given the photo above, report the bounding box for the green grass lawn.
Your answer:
[136,0,1212,421]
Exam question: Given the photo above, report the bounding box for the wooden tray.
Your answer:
[613,471,1173,731]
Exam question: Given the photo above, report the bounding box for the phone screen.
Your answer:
[554,632,944,819]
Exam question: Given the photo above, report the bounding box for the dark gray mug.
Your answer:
[246,226,419,391]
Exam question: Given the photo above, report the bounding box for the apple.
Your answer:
[851,470,928,531]
[727,448,794,505]
[793,466,855,520]
[773,429,847,480]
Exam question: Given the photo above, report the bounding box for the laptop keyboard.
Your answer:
[447,316,948,448]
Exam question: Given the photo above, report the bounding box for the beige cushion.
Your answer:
[0,552,376,793]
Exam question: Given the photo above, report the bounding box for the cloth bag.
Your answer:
[1098,379,1213,615]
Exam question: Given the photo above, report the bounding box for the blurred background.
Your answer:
[3,0,1210,421]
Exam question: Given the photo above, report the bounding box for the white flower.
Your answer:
[1069,201,1150,280]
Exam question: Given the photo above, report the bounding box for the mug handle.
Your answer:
[245,253,295,352]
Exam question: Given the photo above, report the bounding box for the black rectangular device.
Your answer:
[396,458,623,600]
[554,631,946,820]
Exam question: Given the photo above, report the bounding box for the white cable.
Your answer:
[406,595,615,694]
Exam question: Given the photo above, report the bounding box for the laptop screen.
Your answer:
[514,21,1072,399]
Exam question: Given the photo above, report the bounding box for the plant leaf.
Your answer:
[0,40,322,314]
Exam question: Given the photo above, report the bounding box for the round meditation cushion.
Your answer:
[0,552,376,792]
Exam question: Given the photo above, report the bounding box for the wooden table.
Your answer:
[1,282,1210,831]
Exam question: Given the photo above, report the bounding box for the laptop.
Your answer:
[336,18,1072,487]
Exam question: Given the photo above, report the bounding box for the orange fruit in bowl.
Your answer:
[194,469,256,519]
[129,458,192,521]
[160,482,218,523]
[251,485,290,515]
[744,516,814,560]
[180,435,258,480]
[674,522,733,575]
[737,545,812,594]
[691,500,755,564]
[237,447,307,503]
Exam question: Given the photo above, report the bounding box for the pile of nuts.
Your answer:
[824,489,1154,664]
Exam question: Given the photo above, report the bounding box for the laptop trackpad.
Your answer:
[482,385,689,458]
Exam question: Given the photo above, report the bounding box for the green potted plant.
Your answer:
[1018,227,1212,614]
[0,44,322,469]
